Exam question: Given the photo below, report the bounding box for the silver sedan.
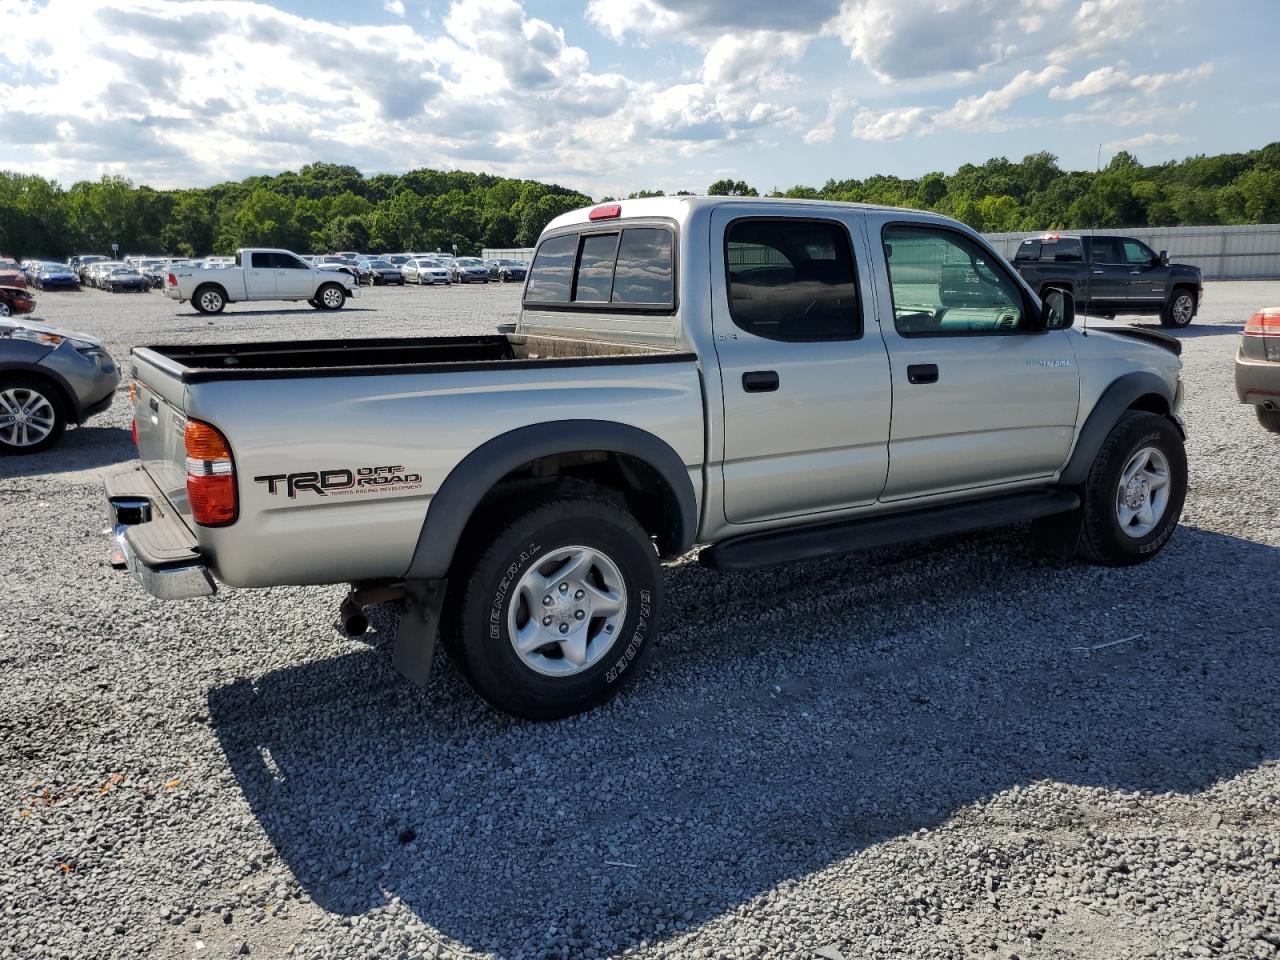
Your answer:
[0,318,119,453]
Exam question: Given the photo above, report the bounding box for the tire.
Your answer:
[307,298,320,309]
[445,489,663,720]
[1257,407,1280,434]
[316,283,346,310]
[0,302,9,317]
[1161,288,1196,328]
[193,285,227,314]
[0,375,66,454]
[1076,411,1187,565]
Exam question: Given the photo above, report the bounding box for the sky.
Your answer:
[0,0,1276,197]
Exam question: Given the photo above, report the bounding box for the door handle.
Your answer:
[1092,270,1105,275]
[742,370,779,393]
[1129,270,1141,275]
[907,363,939,385]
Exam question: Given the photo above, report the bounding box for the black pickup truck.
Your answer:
[1011,233,1203,329]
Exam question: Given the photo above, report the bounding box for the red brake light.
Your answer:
[184,420,237,526]
[588,203,621,221]
[131,418,138,447]
[167,273,177,286]
[1244,308,1280,336]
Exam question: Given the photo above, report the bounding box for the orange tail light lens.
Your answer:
[1244,309,1280,336]
[184,419,237,526]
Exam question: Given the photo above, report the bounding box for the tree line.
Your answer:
[2,144,1278,260]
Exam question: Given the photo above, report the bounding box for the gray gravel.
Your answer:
[1,282,1278,960]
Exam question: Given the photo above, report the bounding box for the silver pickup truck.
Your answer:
[105,198,1187,719]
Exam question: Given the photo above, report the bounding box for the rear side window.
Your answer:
[1041,238,1083,262]
[525,226,675,309]
[250,252,271,268]
[1014,240,1041,262]
[725,219,860,342]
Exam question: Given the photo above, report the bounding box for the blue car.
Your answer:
[35,264,81,291]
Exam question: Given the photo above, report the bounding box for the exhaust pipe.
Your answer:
[338,581,406,637]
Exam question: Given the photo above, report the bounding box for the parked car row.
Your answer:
[303,251,530,285]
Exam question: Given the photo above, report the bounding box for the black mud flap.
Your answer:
[392,578,447,687]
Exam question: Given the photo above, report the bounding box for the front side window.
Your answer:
[277,254,307,269]
[883,224,1028,336]
[725,219,860,342]
[1122,239,1154,265]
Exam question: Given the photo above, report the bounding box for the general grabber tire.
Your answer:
[1076,411,1187,566]
[446,490,663,720]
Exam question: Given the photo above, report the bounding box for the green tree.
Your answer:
[707,179,758,197]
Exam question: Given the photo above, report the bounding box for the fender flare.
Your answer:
[1058,371,1180,487]
[405,420,698,580]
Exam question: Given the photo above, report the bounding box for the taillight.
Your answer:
[131,418,138,447]
[1244,308,1280,336]
[167,273,177,286]
[184,420,237,526]
[588,203,621,221]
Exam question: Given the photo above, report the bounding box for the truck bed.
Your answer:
[134,334,691,383]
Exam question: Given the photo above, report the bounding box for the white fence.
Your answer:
[490,224,1280,281]
[482,248,534,261]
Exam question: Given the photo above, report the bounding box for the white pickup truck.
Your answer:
[164,248,360,314]
[108,197,1187,720]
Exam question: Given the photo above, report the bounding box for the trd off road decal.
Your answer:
[254,464,423,499]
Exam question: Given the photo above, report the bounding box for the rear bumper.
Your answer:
[1235,351,1280,406]
[105,467,216,600]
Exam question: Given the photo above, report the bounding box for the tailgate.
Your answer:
[131,351,193,525]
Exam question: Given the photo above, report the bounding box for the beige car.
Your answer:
[1234,307,1280,433]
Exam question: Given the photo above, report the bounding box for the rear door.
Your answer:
[1084,237,1129,307]
[245,251,277,298]
[710,208,891,524]
[875,220,1079,501]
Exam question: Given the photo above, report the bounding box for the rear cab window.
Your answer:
[525,224,675,310]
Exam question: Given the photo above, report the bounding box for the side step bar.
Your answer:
[699,489,1081,572]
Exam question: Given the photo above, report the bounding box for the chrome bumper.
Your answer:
[106,470,216,600]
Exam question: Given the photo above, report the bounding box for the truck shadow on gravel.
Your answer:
[208,525,1279,957]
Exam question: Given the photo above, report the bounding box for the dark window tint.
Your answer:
[1041,238,1083,262]
[1090,238,1122,263]
[250,252,272,268]
[612,228,674,304]
[726,219,859,342]
[1014,240,1041,262]
[276,254,308,269]
[573,233,619,302]
[525,234,577,302]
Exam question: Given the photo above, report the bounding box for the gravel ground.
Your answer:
[1,281,1278,960]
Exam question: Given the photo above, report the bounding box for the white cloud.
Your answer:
[1104,131,1187,152]
[850,65,1065,141]
[1050,61,1213,100]
[383,0,405,15]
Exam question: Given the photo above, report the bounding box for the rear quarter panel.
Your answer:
[184,361,706,588]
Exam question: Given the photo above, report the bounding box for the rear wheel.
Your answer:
[0,376,65,454]
[1161,288,1196,328]
[1077,411,1186,565]
[0,302,9,317]
[193,285,226,314]
[316,283,346,310]
[445,490,663,720]
[1257,407,1280,434]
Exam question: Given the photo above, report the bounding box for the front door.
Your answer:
[245,252,277,298]
[273,253,315,298]
[1120,238,1167,306]
[711,209,892,524]
[874,220,1081,501]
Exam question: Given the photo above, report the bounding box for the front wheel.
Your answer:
[1257,406,1280,434]
[1076,411,1187,565]
[1161,289,1196,328]
[316,283,346,310]
[445,490,663,720]
[0,376,65,454]
[0,302,9,317]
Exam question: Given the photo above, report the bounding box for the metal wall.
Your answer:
[491,225,1280,281]
[983,225,1280,280]
[482,247,534,261]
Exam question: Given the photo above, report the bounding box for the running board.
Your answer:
[699,489,1081,572]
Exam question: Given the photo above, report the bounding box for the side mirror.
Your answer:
[1042,287,1075,330]
[1158,249,1169,266]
